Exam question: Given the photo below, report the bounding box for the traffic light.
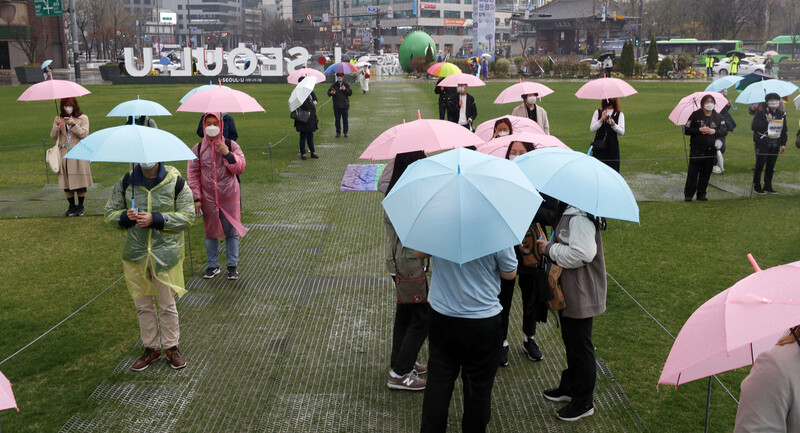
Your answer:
[223,32,228,36]
[613,11,617,21]
[313,18,322,22]
[635,38,639,47]
[294,19,303,23]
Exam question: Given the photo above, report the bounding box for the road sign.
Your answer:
[367,7,377,12]
[34,0,63,17]
[630,24,637,29]
[306,13,312,22]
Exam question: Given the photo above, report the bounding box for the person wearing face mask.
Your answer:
[188,113,248,280]
[294,75,320,159]
[195,112,238,141]
[590,99,625,173]
[446,83,477,130]
[434,76,457,120]
[684,94,727,201]
[511,93,550,135]
[751,93,788,194]
[491,118,513,139]
[50,97,91,216]
[712,88,737,174]
[104,160,195,371]
[327,72,353,138]
[497,141,560,366]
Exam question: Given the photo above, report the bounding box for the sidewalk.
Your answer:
[59,82,646,432]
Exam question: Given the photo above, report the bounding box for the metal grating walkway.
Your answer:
[60,82,646,432]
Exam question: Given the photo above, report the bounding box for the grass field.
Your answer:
[1,77,800,432]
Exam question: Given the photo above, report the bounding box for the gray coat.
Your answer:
[545,206,606,319]
[735,342,800,433]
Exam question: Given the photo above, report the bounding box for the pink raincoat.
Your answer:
[187,112,248,240]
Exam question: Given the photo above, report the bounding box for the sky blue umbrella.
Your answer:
[382,147,542,265]
[324,62,358,74]
[514,148,639,223]
[179,82,231,103]
[106,95,172,118]
[735,79,799,104]
[704,76,743,92]
[63,125,197,164]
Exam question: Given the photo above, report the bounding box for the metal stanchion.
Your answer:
[42,139,50,185]
[187,226,195,277]
[268,142,274,181]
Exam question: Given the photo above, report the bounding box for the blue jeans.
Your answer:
[333,108,349,135]
[299,131,315,155]
[205,210,239,268]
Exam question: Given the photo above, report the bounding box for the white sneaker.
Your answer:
[712,166,723,174]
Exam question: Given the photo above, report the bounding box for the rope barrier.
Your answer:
[0,275,124,366]
[606,272,739,405]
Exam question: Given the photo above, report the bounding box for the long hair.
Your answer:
[600,98,620,113]
[386,151,426,195]
[59,97,83,117]
[777,327,800,346]
[504,141,534,160]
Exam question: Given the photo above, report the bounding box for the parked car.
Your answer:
[713,58,766,76]
[637,54,665,64]
[579,58,602,72]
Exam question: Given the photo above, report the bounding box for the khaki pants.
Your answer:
[134,264,180,349]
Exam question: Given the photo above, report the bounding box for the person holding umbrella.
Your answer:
[751,92,788,194]
[447,84,478,130]
[188,113,248,280]
[683,94,727,201]
[511,93,550,135]
[294,76,319,159]
[358,65,370,94]
[50,97,91,216]
[104,160,195,371]
[378,151,430,392]
[590,98,625,173]
[497,141,559,366]
[536,202,607,421]
[434,76,456,120]
[327,72,353,138]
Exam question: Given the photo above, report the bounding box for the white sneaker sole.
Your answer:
[557,407,594,421]
[544,393,572,402]
[203,270,220,279]
[387,382,426,391]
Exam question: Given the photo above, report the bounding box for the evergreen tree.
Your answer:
[657,56,672,77]
[647,35,659,72]
[620,40,635,76]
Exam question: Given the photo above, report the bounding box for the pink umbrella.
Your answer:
[668,91,728,126]
[574,77,637,100]
[763,50,779,56]
[17,79,90,102]
[477,132,571,158]
[177,84,265,113]
[360,114,485,160]
[437,73,486,88]
[494,81,555,104]
[287,67,327,84]
[658,256,800,387]
[474,115,545,141]
[0,370,18,412]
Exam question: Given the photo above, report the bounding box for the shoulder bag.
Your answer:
[392,249,428,304]
[546,261,565,311]
[290,108,311,123]
[46,142,60,173]
[519,222,545,267]
[795,128,800,149]
[591,110,608,152]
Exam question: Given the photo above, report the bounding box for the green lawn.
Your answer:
[1,78,800,432]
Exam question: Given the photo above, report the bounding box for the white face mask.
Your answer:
[337,76,344,82]
[704,103,715,112]
[140,162,158,170]
[497,130,509,137]
[205,125,221,137]
[526,96,537,105]
[508,154,517,161]
[63,106,73,115]
[457,86,466,94]
[605,108,614,116]
[768,101,780,109]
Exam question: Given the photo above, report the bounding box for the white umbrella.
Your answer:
[794,94,800,110]
[288,75,317,112]
[355,61,371,68]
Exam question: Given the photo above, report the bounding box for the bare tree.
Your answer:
[260,17,293,47]
[10,14,50,64]
[694,0,760,39]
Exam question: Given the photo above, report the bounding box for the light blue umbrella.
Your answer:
[704,76,743,92]
[735,79,799,104]
[514,148,639,223]
[63,125,197,164]
[382,147,543,265]
[179,82,231,103]
[107,95,172,118]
